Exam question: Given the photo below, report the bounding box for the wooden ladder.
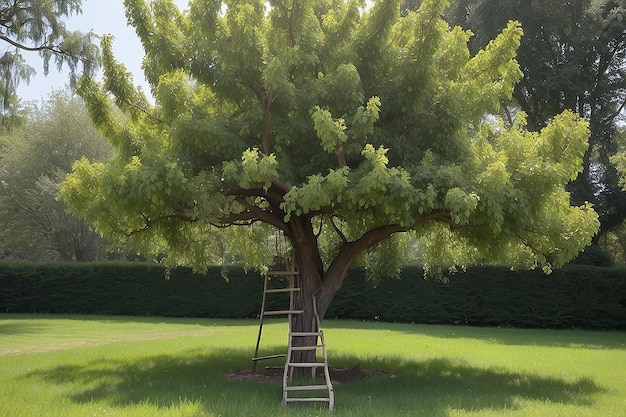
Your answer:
[282,294,334,411]
[252,270,302,373]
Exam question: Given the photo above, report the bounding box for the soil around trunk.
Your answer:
[227,365,390,384]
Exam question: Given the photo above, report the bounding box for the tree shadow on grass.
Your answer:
[23,347,284,413]
[21,347,603,415]
[334,355,603,415]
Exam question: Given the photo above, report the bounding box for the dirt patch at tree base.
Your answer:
[227,365,390,384]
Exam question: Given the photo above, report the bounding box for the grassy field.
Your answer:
[0,314,624,417]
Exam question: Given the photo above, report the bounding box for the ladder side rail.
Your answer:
[312,294,322,332]
[283,271,298,404]
[282,334,294,404]
[311,294,322,378]
[252,272,272,373]
[314,294,334,410]
[318,329,335,410]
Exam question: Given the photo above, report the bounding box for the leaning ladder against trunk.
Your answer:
[251,270,334,411]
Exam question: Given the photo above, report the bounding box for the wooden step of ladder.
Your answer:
[282,295,334,411]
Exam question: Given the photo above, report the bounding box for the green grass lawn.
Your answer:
[1,314,624,417]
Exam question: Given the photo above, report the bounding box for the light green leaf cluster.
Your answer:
[444,188,480,225]
[311,106,348,154]
[281,166,350,219]
[453,20,523,116]
[223,148,278,190]
[345,145,411,214]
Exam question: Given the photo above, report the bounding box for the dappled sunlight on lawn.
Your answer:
[334,354,601,414]
[21,346,603,416]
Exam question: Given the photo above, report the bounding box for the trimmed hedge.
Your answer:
[327,266,626,329]
[1,262,625,329]
[0,262,264,318]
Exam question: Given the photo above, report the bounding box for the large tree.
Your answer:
[0,0,100,128]
[0,91,112,261]
[61,0,599,360]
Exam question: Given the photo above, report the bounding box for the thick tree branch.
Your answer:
[212,211,259,227]
[234,196,289,232]
[323,223,407,290]
[226,186,286,208]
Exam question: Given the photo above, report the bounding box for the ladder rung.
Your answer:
[267,271,300,275]
[265,288,301,293]
[264,310,304,316]
[285,398,330,403]
[287,362,326,368]
[285,385,330,391]
[290,331,322,337]
[252,354,286,361]
[290,345,324,351]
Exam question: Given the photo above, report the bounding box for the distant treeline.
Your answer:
[1,262,624,330]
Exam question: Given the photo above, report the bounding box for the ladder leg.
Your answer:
[252,272,270,373]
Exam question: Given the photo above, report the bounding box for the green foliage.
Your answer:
[446,0,626,251]
[61,1,598,286]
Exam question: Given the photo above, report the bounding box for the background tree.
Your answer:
[444,0,626,261]
[0,0,100,129]
[61,0,598,360]
[608,124,626,261]
[0,91,113,261]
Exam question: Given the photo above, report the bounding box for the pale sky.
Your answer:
[17,0,189,103]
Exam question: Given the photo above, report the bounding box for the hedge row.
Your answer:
[328,266,626,329]
[0,262,263,318]
[1,262,625,329]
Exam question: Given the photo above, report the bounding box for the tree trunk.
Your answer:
[286,217,404,366]
[286,217,344,367]
[289,231,327,366]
